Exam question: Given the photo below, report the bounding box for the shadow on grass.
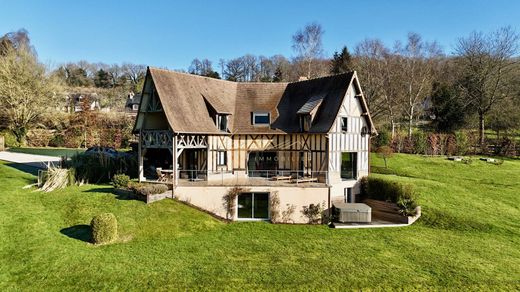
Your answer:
[4,162,40,176]
[61,225,91,242]
[82,187,137,201]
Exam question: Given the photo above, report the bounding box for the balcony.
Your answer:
[177,170,328,187]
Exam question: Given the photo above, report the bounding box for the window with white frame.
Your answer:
[217,151,227,166]
[217,114,228,132]
[341,117,348,132]
[252,112,270,126]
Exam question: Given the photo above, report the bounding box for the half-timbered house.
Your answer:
[133,67,376,223]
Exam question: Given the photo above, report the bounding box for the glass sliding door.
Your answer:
[341,152,358,179]
[237,193,253,218]
[237,192,269,220]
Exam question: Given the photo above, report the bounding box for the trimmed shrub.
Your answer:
[90,213,118,244]
[129,183,168,196]
[112,174,130,189]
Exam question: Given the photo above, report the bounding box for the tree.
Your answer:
[330,46,353,74]
[429,82,466,132]
[273,67,283,82]
[354,39,399,136]
[94,69,113,88]
[394,32,442,139]
[376,146,394,168]
[224,58,245,81]
[121,63,146,88]
[189,58,220,79]
[0,44,62,144]
[292,22,324,79]
[455,26,520,145]
[0,29,34,56]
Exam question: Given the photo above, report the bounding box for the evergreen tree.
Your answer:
[94,69,112,88]
[429,82,466,133]
[273,67,283,82]
[330,46,353,74]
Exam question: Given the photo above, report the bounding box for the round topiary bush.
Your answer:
[90,213,118,244]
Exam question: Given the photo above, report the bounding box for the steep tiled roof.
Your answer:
[136,67,374,135]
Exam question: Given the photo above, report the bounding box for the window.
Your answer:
[299,114,311,132]
[217,114,228,132]
[252,112,270,125]
[341,152,357,179]
[237,192,269,219]
[341,117,348,132]
[132,104,139,111]
[217,151,227,166]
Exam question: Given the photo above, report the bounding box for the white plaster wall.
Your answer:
[174,186,329,224]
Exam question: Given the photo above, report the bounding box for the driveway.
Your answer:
[0,151,61,169]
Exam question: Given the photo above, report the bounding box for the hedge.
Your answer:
[360,176,416,203]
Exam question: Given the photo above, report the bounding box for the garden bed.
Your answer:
[364,199,421,224]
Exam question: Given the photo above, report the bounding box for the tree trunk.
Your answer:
[408,114,413,139]
[391,120,396,139]
[479,111,485,146]
[408,106,415,139]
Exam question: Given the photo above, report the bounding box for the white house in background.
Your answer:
[132,67,376,223]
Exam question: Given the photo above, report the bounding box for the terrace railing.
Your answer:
[177,169,328,187]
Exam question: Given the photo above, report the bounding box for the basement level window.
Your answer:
[252,112,270,126]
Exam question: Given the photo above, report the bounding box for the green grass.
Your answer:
[7,147,85,157]
[1,155,520,290]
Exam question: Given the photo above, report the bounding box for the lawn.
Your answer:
[1,155,519,290]
[7,147,85,157]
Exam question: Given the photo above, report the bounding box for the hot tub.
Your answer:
[334,202,372,223]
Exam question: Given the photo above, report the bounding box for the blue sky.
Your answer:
[1,0,519,70]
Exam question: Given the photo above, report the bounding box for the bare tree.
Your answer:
[241,54,259,81]
[455,26,520,145]
[292,22,324,79]
[354,39,400,137]
[394,32,443,138]
[121,63,146,86]
[0,29,35,56]
[224,58,245,81]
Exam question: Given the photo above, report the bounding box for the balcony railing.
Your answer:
[176,170,328,187]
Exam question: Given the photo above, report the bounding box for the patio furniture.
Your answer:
[334,202,371,223]
[292,177,318,183]
[270,175,292,181]
[155,168,166,182]
[161,169,174,182]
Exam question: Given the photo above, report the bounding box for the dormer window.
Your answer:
[299,114,311,132]
[216,114,228,132]
[252,112,270,126]
[341,117,348,132]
